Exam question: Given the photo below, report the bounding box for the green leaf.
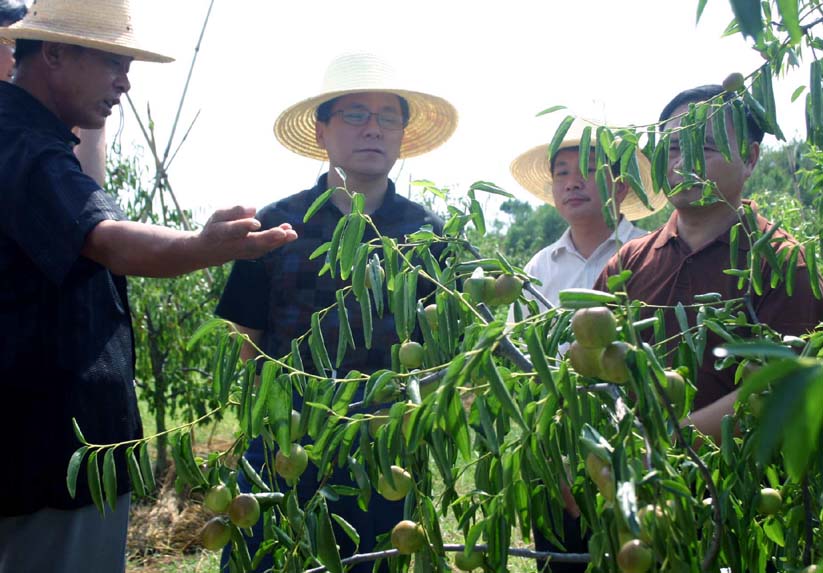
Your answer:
[785,246,799,296]
[807,243,822,299]
[139,442,156,493]
[468,181,514,198]
[269,371,292,453]
[126,446,145,498]
[775,0,802,45]
[187,317,228,351]
[304,187,334,222]
[72,418,87,444]
[696,0,708,23]
[240,456,271,492]
[487,357,527,431]
[791,85,806,103]
[729,0,763,40]
[557,288,618,308]
[578,126,592,178]
[335,290,355,368]
[86,452,104,515]
[309,311,333,375]
[711,103,732,162]
[548,115,575,165]
[102,448,118,511]
[66,446,87,499]
[536,105,567,117]
[330,513,360,547]
[715,341,796,360]
[339,215,366,281]
[326,216,347,279]
[314,498,343,573]
[763,516,786,546]
[309,242,331,261]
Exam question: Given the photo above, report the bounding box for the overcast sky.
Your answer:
[120,0,808,221]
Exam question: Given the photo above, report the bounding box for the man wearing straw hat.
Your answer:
[509,123,666,573]
[0,1,297,570]
[510,122,667,314]
[216,52,457,571]
[595,85,823,442]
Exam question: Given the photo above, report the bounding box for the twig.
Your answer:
[302,544,590,573]
[803,475,813,566]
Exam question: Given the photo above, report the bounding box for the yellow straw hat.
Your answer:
[510,122,668,221]
[0,0,173,63]
[274,53,458,160]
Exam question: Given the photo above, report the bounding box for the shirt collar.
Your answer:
[652,199,764,251]
[0,82,79,145]
[551,217,637,260]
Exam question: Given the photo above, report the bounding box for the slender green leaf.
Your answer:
[304,187,334,222]
[72,418,87,444]
[139,442,156,493]
[339,215,366,280]
[536,105,567,117]
[102,448,118,511]
[711,103,732,162]
[578,126,592,178]
[86,452,104,515]
[729,0,763,39]
[66,446,87,499]
[548,116,575,164]
[776,0,801,44]
[125,446,145,498]
[187,318,228,351]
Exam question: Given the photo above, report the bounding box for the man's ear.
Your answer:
[41,42,67,68]
[613,180,630,207]
[744,141,760,175]
[315,120,326,150]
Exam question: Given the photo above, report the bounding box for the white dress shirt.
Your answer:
[519,217,648,313]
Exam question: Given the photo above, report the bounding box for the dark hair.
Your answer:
[0,0,27,26]
[12,38,42,64]
[658,84,764,144]
[316,94,411,126]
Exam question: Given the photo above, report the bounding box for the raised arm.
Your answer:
[81,206,297,277]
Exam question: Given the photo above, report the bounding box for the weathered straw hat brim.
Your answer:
[0,24,173,63]
[274,87,458,160]
[510,140,668,221]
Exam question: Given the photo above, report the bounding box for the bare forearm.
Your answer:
[682,389,739,443]
[82,220,215,277]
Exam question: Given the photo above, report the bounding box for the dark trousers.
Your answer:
[533,509,589,573]
[221,438,403,572]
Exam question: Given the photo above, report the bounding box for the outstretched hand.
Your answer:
[200,206,298,262]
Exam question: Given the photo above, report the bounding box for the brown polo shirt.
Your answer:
[595,202,823,410]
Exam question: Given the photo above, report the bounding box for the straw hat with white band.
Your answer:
[510,122,668,221]
[0,0,173,63]
[274,53,457,160]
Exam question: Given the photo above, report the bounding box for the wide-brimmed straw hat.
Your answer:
[0,0,173,63]
[274,53,457,160]
[510,122,667,221]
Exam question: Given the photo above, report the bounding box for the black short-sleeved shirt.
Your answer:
[217,174,443,399]
[0,82,140,515]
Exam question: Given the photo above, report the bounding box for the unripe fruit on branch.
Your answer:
[599,341,632,384]
[228,494,261,528]
[568,342,603,379]
[571,306,617,348]
[377,466,413,501]
[275,443,309,483]
[616,539,653,573]
[203,484,232,514]
[200,517,232,551]
[391,520,425,554]
[756,488,782,516]
[399,341,424,369]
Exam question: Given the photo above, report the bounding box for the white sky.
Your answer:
[121,0,809,222]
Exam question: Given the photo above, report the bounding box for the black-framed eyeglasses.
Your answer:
[332,108,406,131]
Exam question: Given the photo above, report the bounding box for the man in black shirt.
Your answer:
[217,52,458,571]
[0,2,296,571]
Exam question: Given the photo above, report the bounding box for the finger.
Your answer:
[208,206,257,223]
[216,218,264,239]
[237,228,298,258]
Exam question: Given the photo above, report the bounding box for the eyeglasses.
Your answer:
[332,108,406,131]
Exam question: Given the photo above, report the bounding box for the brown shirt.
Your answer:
[595,203,823,409]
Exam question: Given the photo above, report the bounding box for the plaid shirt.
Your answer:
[217,174,442,400]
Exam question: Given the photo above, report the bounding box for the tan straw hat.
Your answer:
[510,121,667,220]
[0,0,173,63]
[274,53,457,160]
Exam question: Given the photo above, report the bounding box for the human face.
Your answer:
[0,39,13,81]
[551,148,625,226]
[664,103,758,210]
[316,92,404,180]
[47,44,131,129]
